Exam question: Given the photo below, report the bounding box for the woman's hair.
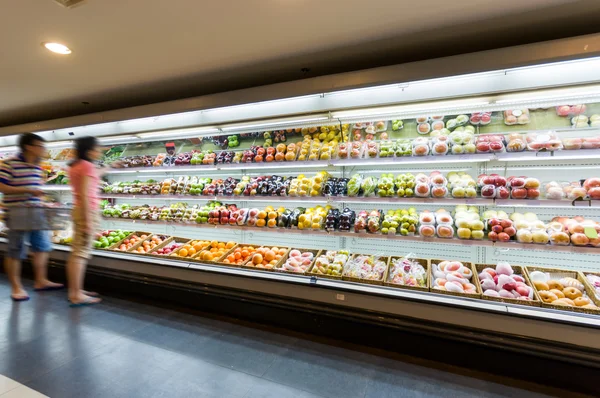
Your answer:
[73,136,98,163]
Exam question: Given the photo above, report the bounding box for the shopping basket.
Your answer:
[6,205,72,231]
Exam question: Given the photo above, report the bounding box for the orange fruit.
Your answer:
[188,247,196,256]
[226,242,236,249]
[210,241,218,248]
[178,248,188,257]
[252,254,263,265]
[218,242,225,249]
[193,243,204,252]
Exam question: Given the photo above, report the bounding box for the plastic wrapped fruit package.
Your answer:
[431,184,448,198]
[418,224,436,237]
[308,141,322,161]
[480,184,496,199]
[429,172,447,186]
[561,137,583,150]
[487,218,515,242]
[476,135,505,153]
[479,263,535,301]
[419,211,436,225]
[582,136,600,149]
[430,120,445,132]
[504,108,530,125]
[394,173,416,198]
[349,141,364,158]
[470,112,492,125]
[507,176,526,189]
[506,133,527,152]
[543,181,567,200]
[395,139,412,157]
[319,145,334,161]
[431,260,477,294]
[529,228,550,244]
[365,141,379,158]
[586,274,600,300]
[379,140,395,158]
[312,250,349,277]
[564,182,588,200]
[415,182,431,198]
[280,250,315,273]
[526,132,563,152]
[435,211,453,225]
[354,211,368,233]
[347,174,363,197]
[415,173,430,185]
[366,210,382,234]
[343,254,388,281]
[584,178,600,200]
[338,208,356,232]
[388,256,427,287]
[430,140,449,156]
[376,174,395,197]
[361,176,377,197]
[571,115,590,128]
[417,122,431,135]
[436,224,454,239]
[335,142,349,159]
[556,104,587,117]
[412,140,430,156]
[549,229,571,246]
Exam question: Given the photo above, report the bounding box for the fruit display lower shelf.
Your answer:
[98,193,600,208]
[100,217,600,254]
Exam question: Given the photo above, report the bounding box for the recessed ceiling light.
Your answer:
[43,42,72,55]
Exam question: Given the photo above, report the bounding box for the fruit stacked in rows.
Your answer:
[381,208,418,236]
[93,230,131,249]
[197,241,236,262]
[312,250,349,276]
[116,234,148,251]
[376,174,395,197]
[431,260,478,294]
[454,206,484,240]
[394,173,416,197]
[478,174,540,200]
[343,254,388,281]
[413,172,448,198]
[298,206,329,230]
[447,172,477,198]
[279,250,316,273]
[222,245,258,265]
[548,216,600,247]
[134,235,168,254]
[174,240,210,258]
[387,257,427,287]
[511,212,548,244]
[486,217,516,242]
[154,242,183,256]
[246,247,288,269]
[529,271,598,309]
[322,177,349,196]
[418,210,454,238]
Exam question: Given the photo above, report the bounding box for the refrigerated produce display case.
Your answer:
[3,37,600,370]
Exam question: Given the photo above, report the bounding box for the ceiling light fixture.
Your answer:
[43,42,72,55]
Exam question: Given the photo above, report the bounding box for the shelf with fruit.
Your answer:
[97,172,600,208]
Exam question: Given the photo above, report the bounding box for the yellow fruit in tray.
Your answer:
[298,155,307,161]
[178,248,188,257]
[310,190,319,197]
[226,241,236,249]
[256,219,266,227]
[268,211,278,219]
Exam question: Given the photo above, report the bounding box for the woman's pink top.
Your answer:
[68,160,100,211]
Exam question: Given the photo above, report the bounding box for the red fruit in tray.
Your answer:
[488,218,500,226]
[583,177,600,190]
[527,188,540,199]
[481,185,496,198]
[488,231,498,241]
[481,175,494,185]
[481,114,491,123]
[588,187,600,199]
[496,186,510,199]
[509,177,526,188]
[511,188,528,199]
[489,141,504,152]
[494,176,507,187]
[504,226,517,237]
[476,142,490,152]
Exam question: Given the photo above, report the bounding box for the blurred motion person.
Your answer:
[0,133,63,302]
[66,136,102,306]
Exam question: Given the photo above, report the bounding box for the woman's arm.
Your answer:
[78,175,92,234]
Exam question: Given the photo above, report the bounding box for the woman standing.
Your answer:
[67,136,102,306]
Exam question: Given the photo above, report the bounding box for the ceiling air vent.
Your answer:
[53,0,86,8]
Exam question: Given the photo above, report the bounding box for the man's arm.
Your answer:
[0,182,43,196]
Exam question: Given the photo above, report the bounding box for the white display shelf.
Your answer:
[101,217,600,254]
[99,193,600,208]
[99,149,600,175]
[42,185,71,191]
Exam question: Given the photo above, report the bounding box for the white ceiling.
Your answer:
[0,0,592,127]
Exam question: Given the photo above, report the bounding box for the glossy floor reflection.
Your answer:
[0,275,572,398]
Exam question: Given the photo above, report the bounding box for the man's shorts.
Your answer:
[7,230,52,260]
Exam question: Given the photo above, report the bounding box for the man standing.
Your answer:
[0,133,63,301]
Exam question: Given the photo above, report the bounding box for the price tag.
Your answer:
[336,294,345,301]
[584,227,599,239]
[535,151,552,157]
[528,200,541,206]
[572,199,591,207]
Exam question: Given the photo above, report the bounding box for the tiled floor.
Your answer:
[0,274,571,398]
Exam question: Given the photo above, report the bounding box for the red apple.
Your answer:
[503,282,517,291]
[494,176,507,187]
[496,186,510,199]
[482,175,495,185]
[477,142,490,152]
[490,141,504,152]
[504,226,517,237]
[489,218,501,226]
[527,189,540,199]
[515,286,529,296]
[509,177,526,188]
[481,185,496,198]
[511,188,528,199]
[488,231,498,241]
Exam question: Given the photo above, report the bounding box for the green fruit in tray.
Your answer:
[392,120,404,131]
